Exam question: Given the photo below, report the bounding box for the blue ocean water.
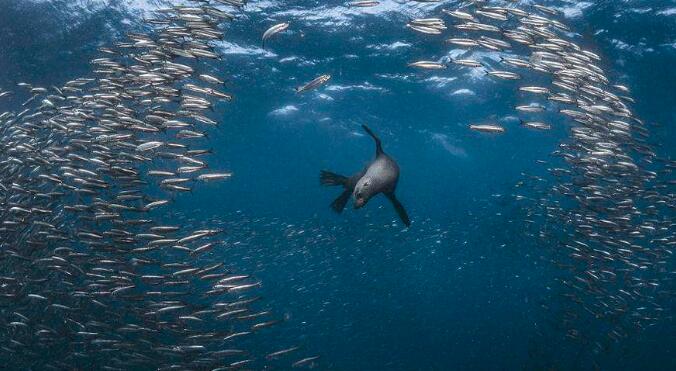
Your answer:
[0,0,674,370]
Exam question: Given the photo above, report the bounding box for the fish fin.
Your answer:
[361,124,383,155]
[385,192,410,227]
[320,170,347,186]
[330,190,351,213]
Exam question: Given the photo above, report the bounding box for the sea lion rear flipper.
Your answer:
[385,192,410,227]
[331,190,351,213]
[320,170,347,186]
[361,124,383,155]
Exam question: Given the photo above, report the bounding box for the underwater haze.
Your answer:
[0,0,674,370]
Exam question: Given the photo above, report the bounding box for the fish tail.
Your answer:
[320,170,347,186]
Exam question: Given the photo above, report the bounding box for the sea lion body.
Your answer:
[320,125,410,226]
[353,150,399,208]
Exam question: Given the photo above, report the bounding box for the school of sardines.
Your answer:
[405,0,674,354]
[0,0,674,368]
[0,0,318,369]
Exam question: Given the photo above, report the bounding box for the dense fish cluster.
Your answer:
[0,0,673,368]
[0,0,316,369]
[404,0,674,355]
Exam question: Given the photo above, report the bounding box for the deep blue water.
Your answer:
[0,0,674,370]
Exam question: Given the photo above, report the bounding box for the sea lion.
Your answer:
[320,124,411,227]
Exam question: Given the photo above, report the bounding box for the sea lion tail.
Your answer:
[320,170,347,186]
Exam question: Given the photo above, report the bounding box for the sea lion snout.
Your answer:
[353,177,371,209]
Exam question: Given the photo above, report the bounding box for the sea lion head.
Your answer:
[353,176,374,209]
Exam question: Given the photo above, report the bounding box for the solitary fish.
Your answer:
[196,172,232,181]
[521,121,551,130]
[519,86,550,94]
[292,356,320,368]
[295,74,331,93]
[446,38,479,47]
[348,1,379,7]
[408,61,446,69]
[442,9,476,21]
[406,23,443,35]
[487,71,521,80]
[453,59,483,68]
[266,346,300,360]
[469,124,505,133]
[262,22,289,47]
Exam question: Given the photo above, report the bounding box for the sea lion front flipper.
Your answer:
[385,192,410,227]
[331,190,352,213]
[361,124,383,156]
